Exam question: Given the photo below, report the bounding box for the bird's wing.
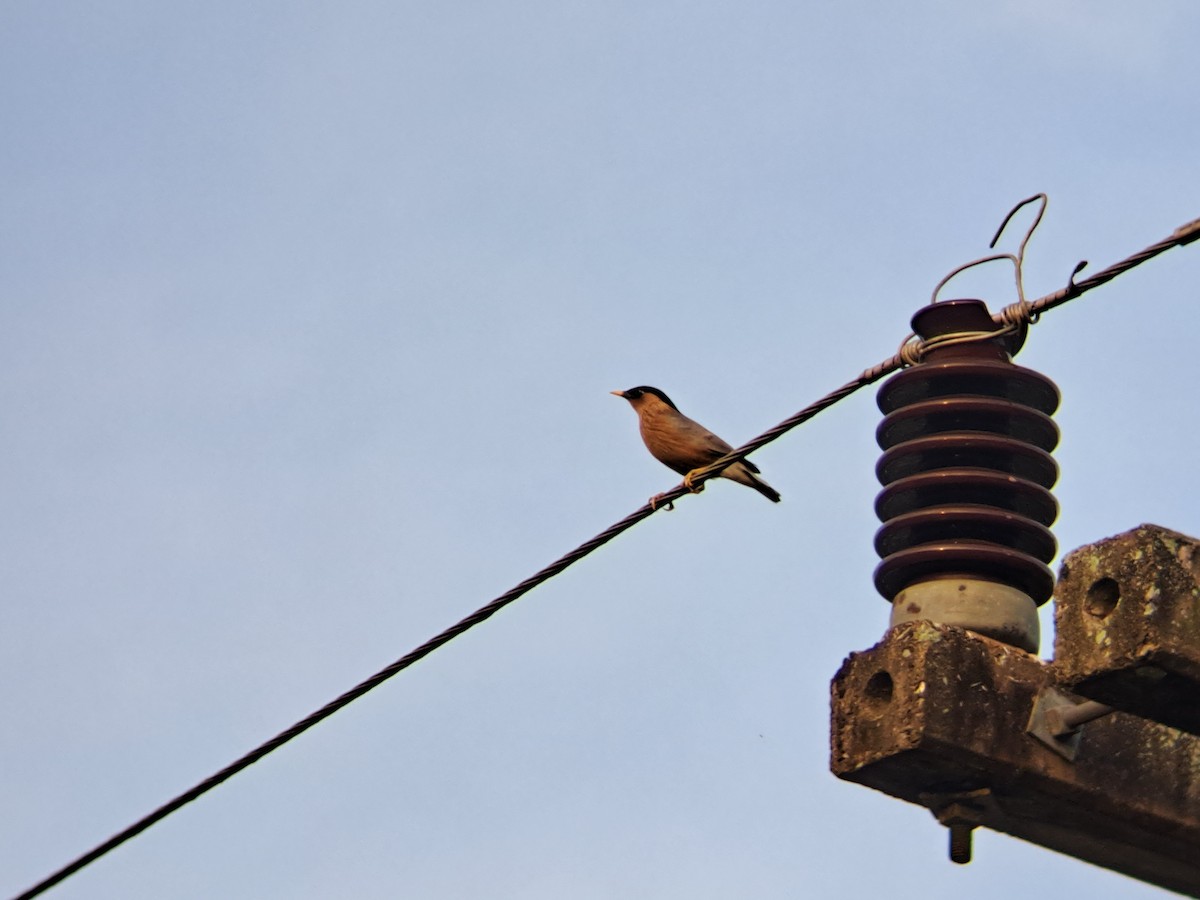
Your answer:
[683,420,734,458]
[685,420,758,471]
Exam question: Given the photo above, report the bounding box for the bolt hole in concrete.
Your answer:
[1085,577,1120,618]
[864,670,894,712]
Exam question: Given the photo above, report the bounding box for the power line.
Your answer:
[13,211,1200,900]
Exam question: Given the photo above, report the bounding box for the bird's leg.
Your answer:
[682,470,707,494]
[649,493,675,512]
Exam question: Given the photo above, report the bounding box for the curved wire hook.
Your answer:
[989,192,1048,260]
[929,251,1020,306]
[931,193,1049,305]
[1066,258,1089,293]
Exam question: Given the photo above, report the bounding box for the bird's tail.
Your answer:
[723,462,782,503]
[748,473,781,503]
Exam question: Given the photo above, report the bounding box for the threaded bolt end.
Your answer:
[949,823,974,864]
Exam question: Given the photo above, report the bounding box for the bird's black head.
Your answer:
[614,385,678,410]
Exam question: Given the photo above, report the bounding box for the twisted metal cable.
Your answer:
[1024,215,1200,318]
[13,212,1200,900]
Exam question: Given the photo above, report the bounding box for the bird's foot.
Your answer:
[649,493,675,512]
[682,471,706,494]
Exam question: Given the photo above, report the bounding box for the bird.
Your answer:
[612,385,781,504]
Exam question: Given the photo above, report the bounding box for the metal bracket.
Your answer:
[1026,687,1114,761]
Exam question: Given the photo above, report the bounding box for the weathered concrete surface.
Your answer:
[831,621,1200,896]
[1054,524,1200,735]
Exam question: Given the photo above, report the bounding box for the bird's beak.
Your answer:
[610,390,625,397]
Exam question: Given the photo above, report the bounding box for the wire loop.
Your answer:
[931,193,1048,308]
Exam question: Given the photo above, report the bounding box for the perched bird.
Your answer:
[612,386,781,503]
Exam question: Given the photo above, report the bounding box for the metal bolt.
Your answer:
[949,822,974,864]
[1045,699,1113,738]
[924,791,990,866]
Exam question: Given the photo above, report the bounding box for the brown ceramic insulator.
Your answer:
[873,299,1061,605]
[876,432,1058,485]
[877,397,1058,452]
[874,505,1056,560]
[876,468,1057,524]
[878,361,1059,414]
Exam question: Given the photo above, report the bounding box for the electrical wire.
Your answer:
[12,210,1200,900]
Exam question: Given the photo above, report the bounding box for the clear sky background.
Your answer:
[3,3,1198,898]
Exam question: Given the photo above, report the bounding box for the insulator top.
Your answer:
[879,298,1060,418]
[911,297,1026,358]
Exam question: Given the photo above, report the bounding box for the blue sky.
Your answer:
[2,3,1197,897]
